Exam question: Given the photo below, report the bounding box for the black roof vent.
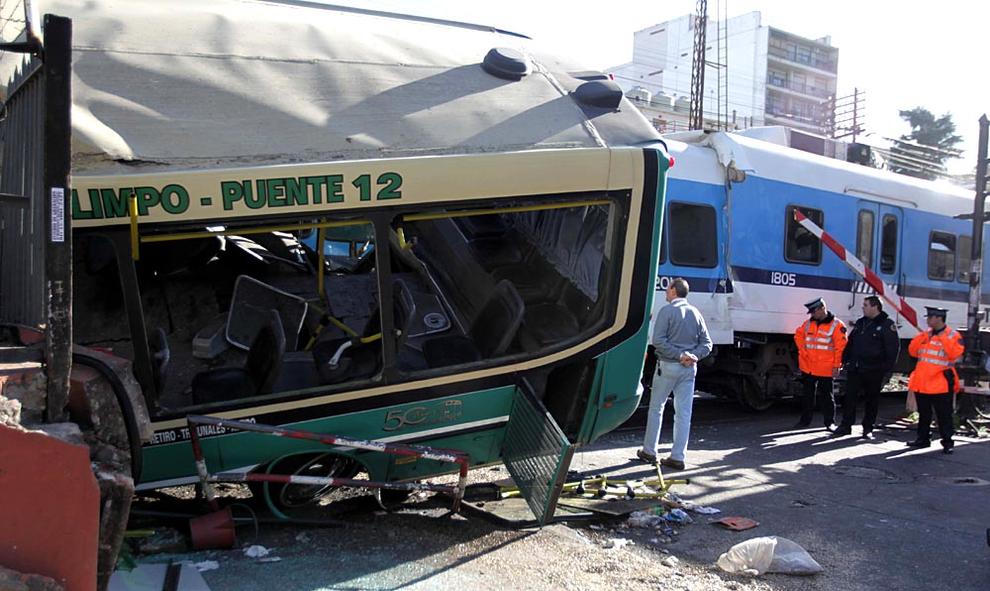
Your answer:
[482,47,531,80]
[574,79,624,110]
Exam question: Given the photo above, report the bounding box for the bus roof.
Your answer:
[34,0,662,175]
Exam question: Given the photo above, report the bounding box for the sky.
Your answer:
[325,0,987,175]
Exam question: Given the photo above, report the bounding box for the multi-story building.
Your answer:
[611,11,838,135]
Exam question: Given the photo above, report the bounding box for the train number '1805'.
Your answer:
[770,271,797,286]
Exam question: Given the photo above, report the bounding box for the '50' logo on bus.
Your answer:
[382,400,463,432]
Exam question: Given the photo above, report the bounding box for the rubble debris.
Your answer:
[136,528,188,555]
[243,545,271,559]
[627,511,664,528]
[690,506,721,515]
[664,508,693,524]
[1,369,47,423]
[0,395,22,428]
[192,561,220,572]
[0,565,64,591]
[713,516,760,531]
[603,538,632,549]
[661,556,680,568]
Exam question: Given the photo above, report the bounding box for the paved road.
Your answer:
[583,395,990,590]
[160,396,989,590]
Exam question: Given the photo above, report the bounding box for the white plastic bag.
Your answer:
[769,537,823,575]
[716,536,776,575]
[716,536,822,576]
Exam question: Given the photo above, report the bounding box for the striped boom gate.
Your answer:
[186,415,471,514]
[793,209,922,332]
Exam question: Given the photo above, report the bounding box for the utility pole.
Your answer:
[965,114,989,366]
[689,0,708,131]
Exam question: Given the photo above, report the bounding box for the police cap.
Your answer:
[804,298,825,313]
[924,306,948,319]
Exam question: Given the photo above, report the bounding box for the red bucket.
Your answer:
[189,506,236,550]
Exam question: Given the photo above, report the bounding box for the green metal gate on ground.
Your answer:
[502,385,575,526]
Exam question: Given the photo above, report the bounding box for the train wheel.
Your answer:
[738,376,774,412]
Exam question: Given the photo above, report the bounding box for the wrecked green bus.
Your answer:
[54,0,671,522]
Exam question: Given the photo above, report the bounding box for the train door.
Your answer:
[876,205,904,326]
[656,181,730,344]
[853,202,902,323]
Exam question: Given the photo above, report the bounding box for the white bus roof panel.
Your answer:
[33,0,661,174]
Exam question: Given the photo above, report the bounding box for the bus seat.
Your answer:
[520,281,589,348]
[191,311,286,405]
[312,338,381,384]
[492,256,564,304]
[421,280,523,366]
[312,308,382,385]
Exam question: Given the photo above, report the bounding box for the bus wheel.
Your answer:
[253,452,361,513]
[738,376,774,412]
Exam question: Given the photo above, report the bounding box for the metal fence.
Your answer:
[0,13,73,420]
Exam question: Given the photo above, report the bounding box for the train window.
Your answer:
[668,203,717,268]
[958,235,972,283]
[856,210,874,268]
[880,215,898,273]
[785,205,823,265]
[927,231,956,281]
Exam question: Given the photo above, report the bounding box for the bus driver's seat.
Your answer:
[191,310,286,404]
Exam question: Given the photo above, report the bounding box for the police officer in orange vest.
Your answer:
[794,298,847,430]
[906,306,964,453]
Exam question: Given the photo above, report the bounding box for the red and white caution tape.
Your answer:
[793,209,921,331]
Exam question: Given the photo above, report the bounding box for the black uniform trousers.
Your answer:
[799,373,835,426]
[841,369,885,433]
[915,392,954,447]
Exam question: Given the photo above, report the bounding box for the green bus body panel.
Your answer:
[137,146,671,487]
[140,386,515,484]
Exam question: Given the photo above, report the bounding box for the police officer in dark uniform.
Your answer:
[834,295,900,439]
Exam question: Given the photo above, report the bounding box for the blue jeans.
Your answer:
[642,359,697,462]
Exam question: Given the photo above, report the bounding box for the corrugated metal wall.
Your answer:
[0,56,46,326]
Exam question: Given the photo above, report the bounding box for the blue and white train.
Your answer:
[654,128,980,409]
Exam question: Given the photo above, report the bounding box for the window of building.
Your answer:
[796,45,812,64]
[785,205,823,264]
[856,210,874,268]
[880,215,898,273]
[958,235,972,283]
[768,69,787,87]
[927,231,956,281]
[668,203,717,268]
[767,94,785,115]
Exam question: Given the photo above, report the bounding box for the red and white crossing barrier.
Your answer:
[793,209,921,331]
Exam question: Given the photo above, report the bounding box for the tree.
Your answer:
[887,107,962,180]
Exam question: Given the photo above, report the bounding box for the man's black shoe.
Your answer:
[906,439,931,448]
[830,426,852,437]
[793,420,812,429]
[660,457,685,471]
[942,440,954,454]
[861,431,875,441]
[636,449,658,465]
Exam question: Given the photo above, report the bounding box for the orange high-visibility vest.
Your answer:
[908,327,964,394]
[794,316,848,377]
